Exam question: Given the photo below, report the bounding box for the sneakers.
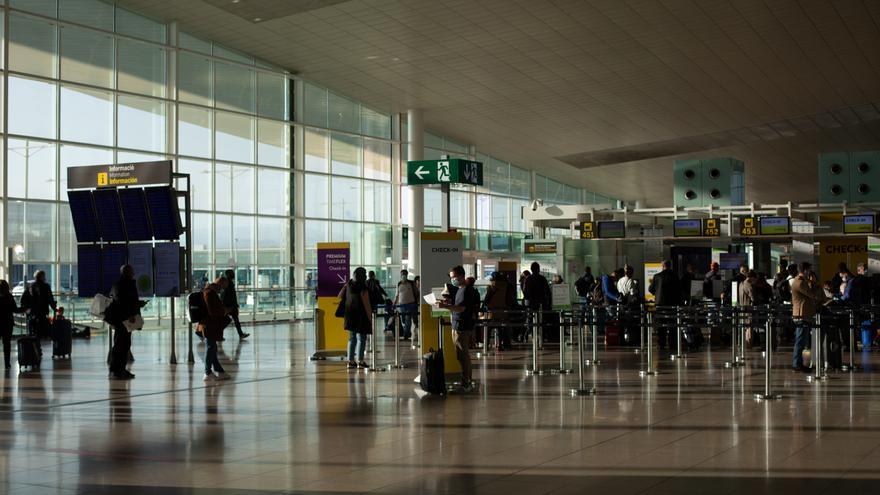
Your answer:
[346,361,358,369]
[239,333,250,340]
[109,371,131,380]
[216,372,232,381]
[203,373,219,382]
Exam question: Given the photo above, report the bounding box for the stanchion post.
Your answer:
[170,297,178,365]
[368,309,385,373]
[725,308,743,368]
[640,310,657,377]
[635,303,645,354]
[387,310,405,370]
[526,306,546,375]
[585,305,602,366]
[807,314,826,382]
[556,311,573,374]
[671,306,685,360]
[755,317,782,401]
[842,308,858,372]
[571,311,596,396]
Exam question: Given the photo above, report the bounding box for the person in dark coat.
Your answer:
[21,270,56,339]
[649,260,682,349]
[107,265,147,380]
[200,278,232,382]
[0,280,26,369]
[340,267,373,369]
[221,269,249,340]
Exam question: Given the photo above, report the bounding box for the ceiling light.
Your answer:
[253,17,262,22]
[232,0,240,3]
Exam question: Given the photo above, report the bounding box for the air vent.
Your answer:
[831,184,844,196]
[683,169,696,180]
[857,162,870,174]
[684,190,697,201]
[858,184,870,195]
[708,168,721,180]
[709,189,721,199]
[830,163,843,175]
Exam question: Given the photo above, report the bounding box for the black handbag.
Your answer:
[334,284,348,318]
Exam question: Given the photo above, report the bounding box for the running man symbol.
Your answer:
[437,161,450,182]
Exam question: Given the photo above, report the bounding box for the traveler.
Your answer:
[733,264,749,284]
[617,265,640,344]
[519,270,531,298]
[366,271,388,310]
[590,269,620,338]
[438,265,480,391]
[341,267,372,370]
[0,280,26,370]
[551,274,564,285]
[574,267,595,303]
[413,275,421,335]
[774,263,796,303]
[680,264,698,304]
[738,271,757,307]
[484,271,516,350]
[846,263,871,305]
[221,269,249,340]
[649,260,682,349]
[703,262,722,300]
[616,265,638,305]
[752,273,772,305]
[199,277,232,382]
[791,262,828,372]
[20,270,56,340]
[830,263,850,297]
[522,263,550,311]
[394,269,419,340]
[107,265,148,380]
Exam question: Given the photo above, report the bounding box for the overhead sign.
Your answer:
[580,221,595,239]
[598,221,626,239]
[524,240,557,255]
[844,214,875,234]
[673,219,702,237]
[67,160,173,189]
[740,217,758,236]
[702,218,721,237]
[317,243,350,298]
[407,158,483,186]
[759,216,791,235]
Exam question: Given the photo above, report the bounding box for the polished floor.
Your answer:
[2,322,880,495]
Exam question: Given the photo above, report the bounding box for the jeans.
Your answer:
[453,330,473,384]
[205,337,225,374]
[398,303,417,338]
[109,324,132,374]
[230,312,245,337]
[792,320,811,368]
[347,331,367,362]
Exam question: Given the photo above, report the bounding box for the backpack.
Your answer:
[773,276,792,302]
[397,280,417,304]
[366,280,384,306]
[591,280,606,308]
[574,275,592,297]
[187,291,208,323]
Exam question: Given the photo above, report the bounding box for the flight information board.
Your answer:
[759,216,791,235]
[119,188,152,241]
[843,214,875,234]
[77,245,101,297]
[145,187,181,240]
[67,190,100,243]
[101,244,128,295]
[92,189,127,242]
[598,221,626,239]
[673,219,702,237]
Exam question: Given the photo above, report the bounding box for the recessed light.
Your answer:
[232,0,240,3]
[253,17,262,22]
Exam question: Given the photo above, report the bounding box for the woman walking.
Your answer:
[340,267,373,369]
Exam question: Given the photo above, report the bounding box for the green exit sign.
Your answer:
[407,159,483,186]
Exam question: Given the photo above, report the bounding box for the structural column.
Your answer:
[407,109,424,275]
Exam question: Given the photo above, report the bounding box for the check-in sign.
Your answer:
[407,159,483,186]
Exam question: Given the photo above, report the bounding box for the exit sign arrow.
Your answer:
[414,165,430,180]
[407,158,483,186]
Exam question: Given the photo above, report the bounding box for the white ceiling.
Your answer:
[116,0,880,206]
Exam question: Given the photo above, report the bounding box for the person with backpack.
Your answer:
[199,277,232,382]
[439,265,480,391]
[574,266,595,311]
[394,270,419,340]
[522,262,551,342]
[107,265,148,380]
[20,270,56,340]
[340,267,373,370]
[0,280,26,370]
[221,269,249,340]
[649,260,682,350]
[484,272,516,350]
[366,271,388,329]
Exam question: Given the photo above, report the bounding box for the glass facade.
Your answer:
[1,0,614,319]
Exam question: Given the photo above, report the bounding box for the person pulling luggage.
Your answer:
[20,270,56,341]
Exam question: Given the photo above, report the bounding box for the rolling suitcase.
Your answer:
[52,318,73,358]
[419,348,446,395]
[17,336,41,371]
[604,321,622,346]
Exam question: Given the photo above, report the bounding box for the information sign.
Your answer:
[317,243,350,298]
[702,218,721,237]
[740,217,758,236]
[580,221,595,239]
[154,242,181,296]
[673,219,702,237]
[598,221,626,239]
[67,160,173,189]
[407,158,483,186]
[844,214,875,234]
[128,243,154,297]
[759,216,791,235]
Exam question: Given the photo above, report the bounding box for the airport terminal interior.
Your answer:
[3,0,880,493]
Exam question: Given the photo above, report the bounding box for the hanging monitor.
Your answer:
[92,189,127,242]
[76,245,101,298]
[145,186,182,240]
[673,219,702,237]
[118,188,153,241]
[758,216,791,236]
[66,190,100,243]
[843,214,875,234]
[597,221,626,239]
[100,244,128,295]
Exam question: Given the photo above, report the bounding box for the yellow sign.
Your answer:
[818,237,867,282]
[740,217,757,236]
[703,218,720,237]
[580,221,595,239]
[97,172,109,186]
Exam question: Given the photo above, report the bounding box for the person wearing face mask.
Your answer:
[438,265,480,391]
[394,269,419,341]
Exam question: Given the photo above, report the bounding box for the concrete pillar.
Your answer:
[407,109,424,276]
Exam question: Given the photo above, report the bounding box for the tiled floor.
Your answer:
[2,322,880,494]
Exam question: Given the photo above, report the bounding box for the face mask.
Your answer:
[401,276,407,282]
[450,277,461,287]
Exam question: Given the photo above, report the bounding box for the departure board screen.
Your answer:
[843,214,875,234]
[101,244,128,295]
[598,221,626,239]
[145,187,181,240]
[77,245,101,297]
[673,219,702,237]
[92,189,127,242]
[66,190,100,242]
[759,216,791,235]
[119,188,153,241]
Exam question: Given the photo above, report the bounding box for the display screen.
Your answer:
[119,188,152,241]
[145,187,181,240]
[100,244,128,295]
[843,214,875,234]
[719,253,748,271]
[759,216,791,235]
[598,221,626,239]
[92,189,127,242]
[673,219,703,237]
[77,245,101,298]
[154,242,181,296]
[66,190,100,243]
